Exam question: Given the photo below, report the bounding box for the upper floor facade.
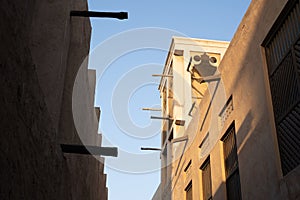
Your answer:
[153,0,300,199]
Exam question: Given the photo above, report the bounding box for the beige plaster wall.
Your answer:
[0,0,108,199]
[153,0,300,199]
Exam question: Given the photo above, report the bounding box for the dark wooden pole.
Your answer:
[61,144,118,157]
[70,11,128,20]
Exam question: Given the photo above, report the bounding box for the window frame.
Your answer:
[200,156,212,200]
[262,0,300,176]
[185,181,193,200]
[221,122,242,200]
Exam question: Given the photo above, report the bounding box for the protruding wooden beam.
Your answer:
[172,135,188,143]
[152,74,173,78]
[61,144,118,157]
[141,147,162,151]
[70,11,128,20]
[142,108,162,111]
[150,116,172,120]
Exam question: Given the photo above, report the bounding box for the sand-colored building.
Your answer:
[152,0,300,199]
[0,0,108,199]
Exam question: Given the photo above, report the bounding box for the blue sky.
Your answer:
[87,0,251,199]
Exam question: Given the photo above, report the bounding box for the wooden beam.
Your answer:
[172,135,188,143]
[70,11,128,20]
[141,147,162,151]
[152,74,173,77]
[142,108,162,111]
[61,144,118,157]
[150,116,172,120]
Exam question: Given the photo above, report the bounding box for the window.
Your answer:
[219,95,233,129]
[184,160,192,172]
[200,157,212,200]
[167,64,174,119]
[221,123,242,200]
[262,0,300,176]
[184,160,192,183]
[185,181,193,200]
[199,133,210,158]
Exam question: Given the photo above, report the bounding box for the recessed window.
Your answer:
[221,122,242,200]
[262,0,300,176]
[199,133,209,158]
[219,95,233,129]
[185,181,193,200]
[184,160,192,172]
[184,160,192,184]
[200,157,212,200]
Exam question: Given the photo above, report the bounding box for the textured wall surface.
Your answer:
[153,0,300,199]
[0,0,107,199]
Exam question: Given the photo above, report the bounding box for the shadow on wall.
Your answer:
[212,0,293,199]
